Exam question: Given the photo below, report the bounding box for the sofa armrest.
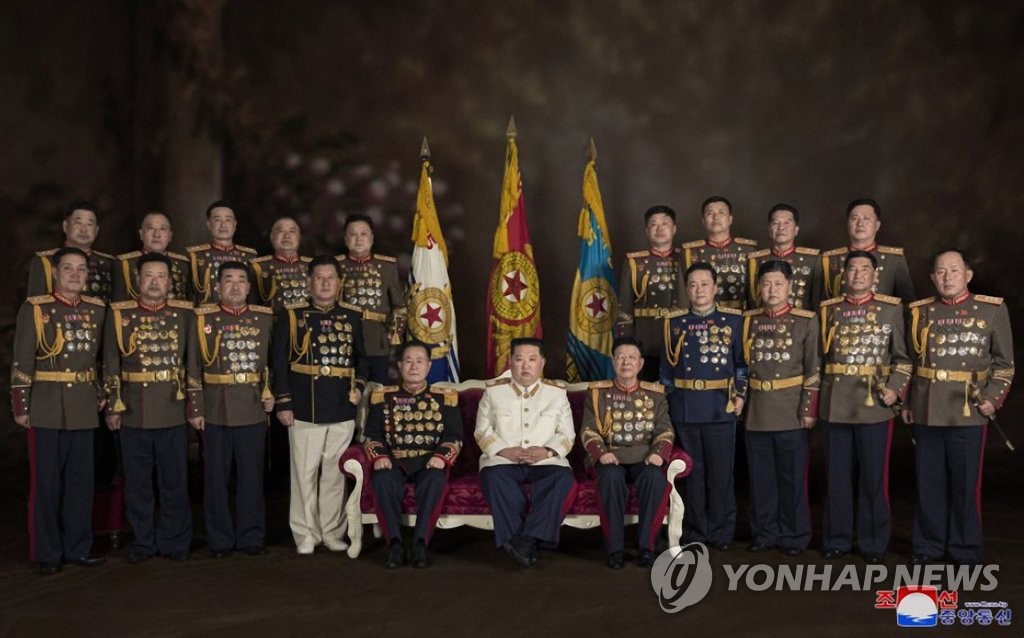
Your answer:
[665,446,693,480]
[665,446,692,550]
[339,446,371,558]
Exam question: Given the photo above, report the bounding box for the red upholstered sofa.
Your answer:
[339,381,693,558]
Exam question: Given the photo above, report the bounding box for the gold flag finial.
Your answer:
[420,136,431,160]
[587,137,597,163]
[506,115,517,138]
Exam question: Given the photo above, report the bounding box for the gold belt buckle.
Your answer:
[693,379,706,390]
[761,380,773,391]
[845,365,858,376]
[155,370,170,381]
[235,372,248,384]
[320,365,331,376]
[76,371,90,382]
[935,369,948,381]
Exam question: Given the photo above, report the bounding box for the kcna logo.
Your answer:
[650,542,714,613]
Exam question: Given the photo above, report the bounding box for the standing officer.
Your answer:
[747,203,823,310]
[364,341,462,569]
[581,336,674,568]
[273,255,368,555]
[28,201,115,302]
[250,216,311,315]
[615,205,685,381]
[186,261,275,558]
[113,211,191,302]
[12,247,107,574]
[904,249,1013,566]
[103,253,195,563]
[475,338,576,567]
[186,200,257,305]
[818,251,912,564]
[742,260,820,556]
[821,198,914,303]
[661,262,747,551]
[336,214,406,384]
[683,196,758,310]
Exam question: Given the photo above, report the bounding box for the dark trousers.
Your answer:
[823,420,892,555]
[366,355,390,385]
[746,428,811,550]
[265,412,291,489]
[677,420,737,545]
[121,425,192,556]
[913,424,986,564]
[595,462,670,554]
[371,464,449,544]
[204,423,266,552]
[480,464,577,548]
[28,428,95,565]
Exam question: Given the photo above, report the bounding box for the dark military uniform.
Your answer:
[11,293,105,568]
[112,250,192,302]
[186,242,257,305]
[28,247,115,301]
[907,292,1014,564]
[580,380,674,555]
[336,253,406,384]
[819,293,912,557]
[103,298,195,559]
[186,303,274,554]
[683,237,758,310]
[250,253,312,315]
[821,244,915,303]
[660,305,748,547]
[364,385,462,545]
[615,248,685,381]
[742,304,820,552]
[747,247,823,310]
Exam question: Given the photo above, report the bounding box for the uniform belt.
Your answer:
[362,309,387,322]
[122,369,181,383]
[915,368,989,383]
[33,370,96,383]
[634,307,673,318]
[674,378,730,390]
[203,372,261,385]
[824,364,891,377]
[290,363,354,378]
[749,375,804,391]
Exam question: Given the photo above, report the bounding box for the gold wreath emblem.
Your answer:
[490,251,540,323]
[408,285,453,344]
[574,277,618,334]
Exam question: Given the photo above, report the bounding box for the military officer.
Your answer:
[615,205,686,382]
[112,211,191,302]
[903,249,1013,566]
[821,198,915,303]
[743,260,820,556]
[364,341,462,569]
[747,203,823,310]
[581,337,674,568]
[186,261,274,558]
[273,255,368,555]
[12,247,107,574]
[336,213,407,384]
[818,251,912,564]
[250,216,311,314]
[186,200,257,305]
[683,196,758,310]
[28,201,115,302]
[661,262,748,551]
[103,252,195,563]
[475,338,576,567]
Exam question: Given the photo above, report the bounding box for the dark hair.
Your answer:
[307,255,342,277]
[140,210,171,227]
[768,203,799,225]
[397,340,431,361]
[64,200,99,222]
[217,260,251,282]
[756,259,793,282]
[136,251,173,274]
[685,261,718,285]
[643,205,675,223]
[843,250,877,269]
[510,337,545,358]
[611,336,644,355]
[205,200,236,219]
[344,213,375,235]
[701,195,732,214]
[51,246,89,269]
[845,198,881,220]
[931,248,971,271]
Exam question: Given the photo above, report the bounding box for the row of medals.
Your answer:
[608,394,657,445]
[930,330,988,358]
[835,322,892,365]
[316,323,354,366]
[388,400,443,446]
[86,268,112,296]
[136,326,178,367]
[714,260,745,297]
[647,261,675,292]
[694,324,733,365]
[752,322,793,363]
[343,278,384,309]
[276,274,307,302]
[223,331,261,372]
[60,321,97,354]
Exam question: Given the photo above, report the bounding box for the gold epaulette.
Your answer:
[237,245,257,255]
[820,296,843,307]
[626,249,650,259]
[791,308,816,319]
[94,250,115,259]
[588,380,614,389]
[167,299,194,309]
[874,294,901,305]
[748,248,771,259]
[743,308,765,317]
[682,239,705,249]
[735,237,757,246]
[251,255,272,263]
[250,304,273,314]
[975,294,1004,305]
[719,306,742,315]
[823,247,848,257]
[639,380,666,394]
[370,385,399,404]
[167,251,188,262]
[194,304,219,315]
[118,250,142,260]
[81,295,105,307]
[877,245,904,255]
[300,256,312,262]
[285,300,309,310]
[186,244,210,253]
[909,297,935,308]
[795,246,820,255]
[110,300,138,310]
[666,308,688,319]
[337,301,361,313]
[486,377,511,387]
[542,378,567,388]
[430,385,458,406]
[27,294,54,305]
[374,254,396,263]
[35,248,58,257]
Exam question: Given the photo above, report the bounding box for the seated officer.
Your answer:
[364,341,462,568]
[580,337,674,568]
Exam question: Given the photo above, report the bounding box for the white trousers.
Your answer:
[288,419,355,548]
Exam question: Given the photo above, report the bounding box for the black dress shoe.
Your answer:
[38,562,62,575]
[411,542,429,569]
[127,551,152,565]
[242,546,269,557]
[384,542,405,569]
[210,549,232,559]
[163,551,189,561]
[607,552,625,569]
[823,548,847,560]
[637,550,656,568]
[504,535,534,568]
[781,547,803,557]
[747,543,772,553]
[67,554,106,567]
[711,541,732,552]
[862,553,884,565]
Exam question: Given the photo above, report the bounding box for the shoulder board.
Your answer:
[682,240,705,249]
[194,304,219,315]
[186,244,210,253]
[873,294,901,305]
[743,308,765,317]
[93,250,115,259]
[639,381,666,394]
[167,299,194,309]
[236,245,257,255]
[337,301,361,313]
[300,256,313,263]
[718,306,742,316]
[588,380,614,389]
[27,294,54,305]
[250,255,272,263]
[795,246,820,255]
[909,297,936,308]
[81,295,105,307]
[430,385,459,406]
[877,245,904,255]
[374,254,397,263]
[974,294,1004,306]
[486,377,511,387]
[35,248,58,257]
[250,304,273,315]
[542,378,567,389]
[110,300,138,310]
[823,247,848,257]
[166,251,188,262]
[734,237,757,246]
[666,308,687,319]
[429,384,457,396]
[820,297,843,307]
[117,250,142,260]
[790,308,816,319]
[370,385,399,404]
[285,300,309,310]
[748,248,770,259]
[625,249,650,259]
